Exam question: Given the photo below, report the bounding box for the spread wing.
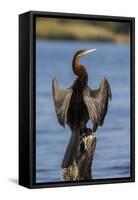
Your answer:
[83,78,112,132]
[52,78,73,127]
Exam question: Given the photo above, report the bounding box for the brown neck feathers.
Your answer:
[72,54,88,78]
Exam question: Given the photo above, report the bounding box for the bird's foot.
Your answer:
[81,127,93,137]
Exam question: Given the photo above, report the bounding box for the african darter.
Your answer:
[52,49,112,168]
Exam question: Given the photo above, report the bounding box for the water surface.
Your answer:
[36,40,130,183]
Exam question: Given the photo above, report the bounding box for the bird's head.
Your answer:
[75,49,96,58]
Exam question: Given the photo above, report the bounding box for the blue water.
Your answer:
[36,39,130,183]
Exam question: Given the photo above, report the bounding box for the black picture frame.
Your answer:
[19,10,135,189]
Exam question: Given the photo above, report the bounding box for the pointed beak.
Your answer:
[84,49,96,55]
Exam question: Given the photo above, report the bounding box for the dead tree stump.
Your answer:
[62,130,96,181]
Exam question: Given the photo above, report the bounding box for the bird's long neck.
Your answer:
[72,55,88,89]
[72,55,79,75]
[72,54,88,82]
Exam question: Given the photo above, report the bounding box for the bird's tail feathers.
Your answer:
[61,127,80,168]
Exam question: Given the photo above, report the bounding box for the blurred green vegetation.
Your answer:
[36,17,130,43]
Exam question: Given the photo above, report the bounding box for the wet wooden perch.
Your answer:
[62,130,96,181]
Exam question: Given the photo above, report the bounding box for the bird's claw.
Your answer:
[82,127,93,137]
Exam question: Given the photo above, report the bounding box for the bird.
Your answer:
[52,49,112,169]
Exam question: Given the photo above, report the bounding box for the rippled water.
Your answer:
[36,40,130,183]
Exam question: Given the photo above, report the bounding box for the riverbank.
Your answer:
[36,18,130,43]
